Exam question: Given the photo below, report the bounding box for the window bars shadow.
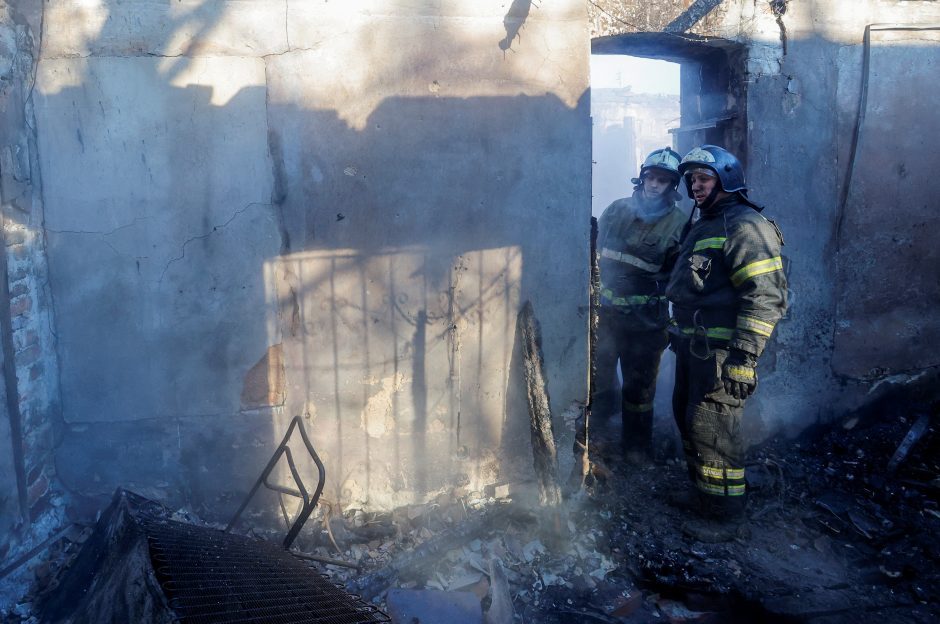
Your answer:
[226,415,326,549]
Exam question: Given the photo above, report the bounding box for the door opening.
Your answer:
[590,54,681,218]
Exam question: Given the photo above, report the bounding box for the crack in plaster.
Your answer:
[158,201,271,283]
[285,0,290,51]
[44,215,154,237]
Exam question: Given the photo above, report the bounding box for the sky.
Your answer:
[590,55,680,94]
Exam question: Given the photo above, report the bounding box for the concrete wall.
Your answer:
[591,0,940,440]
[35,1,590,519]
[8,0,935,531]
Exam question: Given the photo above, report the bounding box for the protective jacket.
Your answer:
[597,193,687,331]
[665,195,787,356]
[667,194,787,515]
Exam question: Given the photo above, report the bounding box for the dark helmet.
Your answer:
[632,147,682,189]
[677,145,747,197]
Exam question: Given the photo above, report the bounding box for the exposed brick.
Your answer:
[29,491,53,523]
[16,343,41,366]
[26,460,43,485]
[8,280,28,299]
[8,244,28,261]
[26,472,48,508]
[9,266,28,282]
[23,414,51,444]
[4,227,27,246]
[29,361,43,381]
[13,327,38,352]
[10,294,31,317]
[25,448,53,479]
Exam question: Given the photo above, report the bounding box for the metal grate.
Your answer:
[142,513,389,623]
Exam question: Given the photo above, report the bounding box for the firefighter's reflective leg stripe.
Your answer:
[622,400,654,413]
[730,256,784,287]
[737,315,775,338]
[696,480,747,496]
[600,247,663,273]
[695,463,746,496]
[692,237,727,252]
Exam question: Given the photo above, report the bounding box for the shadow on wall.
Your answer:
[37,3,591,524]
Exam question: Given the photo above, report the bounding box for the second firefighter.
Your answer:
[595,148,689,462]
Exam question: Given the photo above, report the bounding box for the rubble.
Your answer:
[2,381,938,623]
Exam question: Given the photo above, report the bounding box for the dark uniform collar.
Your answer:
[698,194,738,218]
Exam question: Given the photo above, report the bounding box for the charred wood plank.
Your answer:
[517,300,562,508]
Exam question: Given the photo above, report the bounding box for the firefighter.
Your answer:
[595,148,688,463]
[666,145,787,523]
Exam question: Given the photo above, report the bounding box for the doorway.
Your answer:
[590,35,748,458]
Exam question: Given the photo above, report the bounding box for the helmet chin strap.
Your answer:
[696,184,721,211]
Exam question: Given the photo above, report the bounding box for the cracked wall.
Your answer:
[21,0,938,530]
[33,0,590,520]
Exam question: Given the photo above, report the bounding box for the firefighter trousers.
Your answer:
[594,309,669,453]
[672,338,747,517]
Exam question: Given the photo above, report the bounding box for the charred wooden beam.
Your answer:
[517,301,562,508]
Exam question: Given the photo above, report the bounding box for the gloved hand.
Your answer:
[722,350,758,400]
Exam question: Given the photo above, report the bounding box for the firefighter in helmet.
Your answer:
[665,145,787,523]
[595,147,689,463]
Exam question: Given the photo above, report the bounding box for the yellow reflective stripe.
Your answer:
[600,288,663,307]
[680,326,734,341]
[600,247,663,273]
[737,315,775,337]
[623,401,654,413]
[696,479,746,496]
[692,237,727,252]
[726,365,755,380]
[730,256,783,287]
[698,465,745,480]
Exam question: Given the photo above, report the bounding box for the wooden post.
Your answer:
[517,301,562,508]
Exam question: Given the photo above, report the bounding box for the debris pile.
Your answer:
[3,376,938,623]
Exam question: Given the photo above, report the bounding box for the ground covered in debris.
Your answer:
[3,391,938,623]
[305,401,940,623]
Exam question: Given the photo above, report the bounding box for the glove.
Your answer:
[722,350,758,400]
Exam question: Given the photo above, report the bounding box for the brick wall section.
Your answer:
[5,222,61,523]
[0,0,65,562]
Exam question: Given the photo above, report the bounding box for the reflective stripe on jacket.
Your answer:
[597,193,688,330]
[665,196,788,357]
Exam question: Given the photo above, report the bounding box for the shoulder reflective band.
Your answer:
[623,400,654,413]
[600,247,662,273]
[696,479,746,496]
[692,237,727,252]
[730,256,784,287]
[725,365,756,381]
[679,325,734,341]
[698,465,745,480]
[600,288,663,307]
[737,315,775,337]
